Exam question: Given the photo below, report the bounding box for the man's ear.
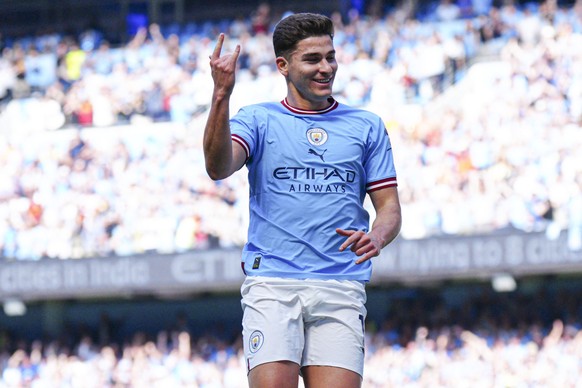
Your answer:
[276,56,288,76]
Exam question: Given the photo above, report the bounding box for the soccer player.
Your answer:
[203,13,401,388]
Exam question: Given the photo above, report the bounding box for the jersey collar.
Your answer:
[281,97,339,115]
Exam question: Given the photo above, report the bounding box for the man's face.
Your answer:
[277,35,338,110]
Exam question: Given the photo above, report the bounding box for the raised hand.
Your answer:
[209,33,241,99]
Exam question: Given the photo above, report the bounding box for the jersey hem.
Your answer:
[242,270,369,283]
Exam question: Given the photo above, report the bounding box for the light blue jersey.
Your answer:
[231,98,397,282]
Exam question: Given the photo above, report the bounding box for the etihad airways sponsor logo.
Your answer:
[272,166,356,193]
[273,167,356,182]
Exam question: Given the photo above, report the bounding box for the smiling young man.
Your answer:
[203,13,401,388]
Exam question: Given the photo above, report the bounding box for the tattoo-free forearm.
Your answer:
[203,94,235,180]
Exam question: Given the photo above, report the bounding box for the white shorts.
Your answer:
[241,276,367,376]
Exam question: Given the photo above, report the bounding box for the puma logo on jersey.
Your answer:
[308,148,327,162]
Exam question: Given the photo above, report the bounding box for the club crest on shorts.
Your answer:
[249,330,264,353]
[306,128,328,146]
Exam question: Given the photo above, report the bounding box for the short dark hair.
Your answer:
[272,13,334,58]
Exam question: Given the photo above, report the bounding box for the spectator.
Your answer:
[435,0,461,22]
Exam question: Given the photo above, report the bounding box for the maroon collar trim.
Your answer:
[281,97,339,115]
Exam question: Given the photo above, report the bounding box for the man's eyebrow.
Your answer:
[301,50,336,59]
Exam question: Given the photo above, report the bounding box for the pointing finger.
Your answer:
[211,33,225,60]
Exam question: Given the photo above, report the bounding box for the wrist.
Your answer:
[212,91,230,103]
[369,235,386,249]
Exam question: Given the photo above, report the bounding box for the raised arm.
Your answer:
[203,33,246,180]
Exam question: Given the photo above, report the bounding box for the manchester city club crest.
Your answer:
[306,128,328,146]
[249,330,264,353]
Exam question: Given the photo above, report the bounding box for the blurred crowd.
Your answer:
[0,0,492,132]
[1,286,581,387]
[392,1,582,247]
[0,0,582,260]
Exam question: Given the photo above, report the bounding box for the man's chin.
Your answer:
[313,90,333,101]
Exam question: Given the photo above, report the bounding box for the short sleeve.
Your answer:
[364,116,398,192]
[230,106,256,163]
